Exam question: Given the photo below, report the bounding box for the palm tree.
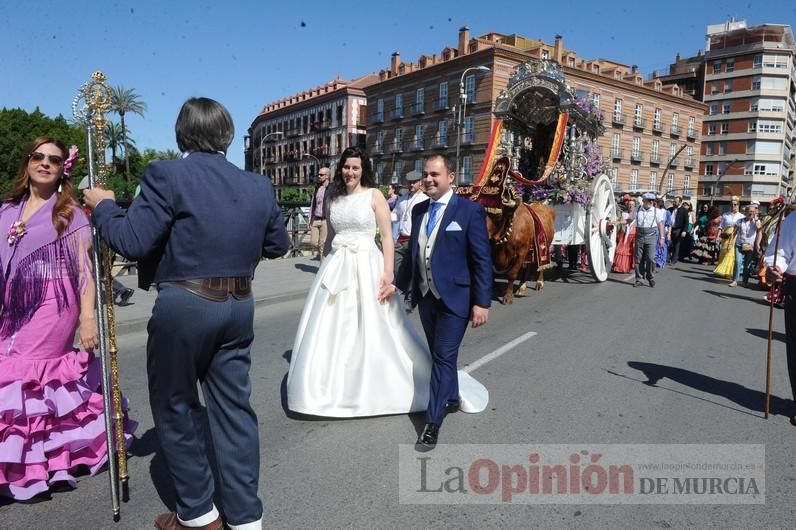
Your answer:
[159,149,181,160]
[103,121,124,167]
[110,86,147,180]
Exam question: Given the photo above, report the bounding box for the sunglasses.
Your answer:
[29,151,64,166]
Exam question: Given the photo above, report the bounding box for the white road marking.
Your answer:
[464,331,537,373]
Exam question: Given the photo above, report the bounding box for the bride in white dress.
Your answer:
[287,147,487,418]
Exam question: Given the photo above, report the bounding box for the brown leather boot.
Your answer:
[154,512,224,530]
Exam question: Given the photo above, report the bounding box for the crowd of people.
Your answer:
[5,99,796,529]
[611,192,783,293]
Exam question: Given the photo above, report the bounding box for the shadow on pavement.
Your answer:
[746,327,787,343]
[703,289,768,305]
[618,361,793,418]
[129,428,177,512]
[294,263,319,274]
[682,274,727,285]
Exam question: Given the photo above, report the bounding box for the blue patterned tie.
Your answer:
[426,201,442,237]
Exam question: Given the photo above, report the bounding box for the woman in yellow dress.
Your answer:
[713,196,744,279]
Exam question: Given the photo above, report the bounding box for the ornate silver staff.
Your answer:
[73,70,128,520]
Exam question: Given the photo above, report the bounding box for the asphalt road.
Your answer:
[3,262,796,529]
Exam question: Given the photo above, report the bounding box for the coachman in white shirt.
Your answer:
[393,170,428,309]
[764,206,796,426]
[634,192,666,288]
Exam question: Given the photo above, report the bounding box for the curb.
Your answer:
[115,289,309,336]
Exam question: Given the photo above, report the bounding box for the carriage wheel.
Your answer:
[586,173,618,282]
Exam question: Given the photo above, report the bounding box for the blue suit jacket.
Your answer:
[93,152,291,289]
[396,193,492,318]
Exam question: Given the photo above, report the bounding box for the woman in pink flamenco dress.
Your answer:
[0,137,135,501]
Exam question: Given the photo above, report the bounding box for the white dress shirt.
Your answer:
[635,206,664,228]
[736,218,759,247]
[395,190,428,237]
[765,213,796,275]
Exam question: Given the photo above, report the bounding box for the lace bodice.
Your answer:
[329,189,376,234]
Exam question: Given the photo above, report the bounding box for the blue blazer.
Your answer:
[396,193,492,318]
[93,152,291,289]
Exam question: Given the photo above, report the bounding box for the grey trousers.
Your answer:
[147,283,263,526]
[634,228,657,281]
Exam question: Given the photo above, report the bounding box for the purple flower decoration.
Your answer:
[63,145,79,177]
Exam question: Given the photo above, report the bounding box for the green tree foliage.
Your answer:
[0,107,87,197]
[0,107,179,202]
[280,187,311,205]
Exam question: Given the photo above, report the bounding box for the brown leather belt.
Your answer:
[171,277,252,302]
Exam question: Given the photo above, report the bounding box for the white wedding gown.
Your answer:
[287,189,488,417]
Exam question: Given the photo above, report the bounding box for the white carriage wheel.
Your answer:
[586,174,618,282]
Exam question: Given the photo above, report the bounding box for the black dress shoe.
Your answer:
[119,288,134,305]
[445,401,460,415]
[417,424,439,448]
[649,279,655,288]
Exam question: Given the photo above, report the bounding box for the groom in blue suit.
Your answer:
[396,154,492,448]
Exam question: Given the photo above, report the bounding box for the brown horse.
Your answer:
[486,201,556,305]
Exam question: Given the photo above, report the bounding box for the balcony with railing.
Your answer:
[409,138,425,151]
[653,121,663,133]
[287,128,301,138]
[372,143,384,155]
[684,157,694,169]
[312,145,331,158]
[431,134,448,148]
[650,153,661,165]
[611,148,624,160]
[687,127,696,140]
[461,131,474,144]
[390,108,404,120]
[411,103,425,116]
[670,124,681,137]
[612,113,625,126]
[669,157,678,168]
[373,111,384,124]
[632,117,646,130]
[388,140,403,153]
[433,98,450,111]
[630,150,643,163]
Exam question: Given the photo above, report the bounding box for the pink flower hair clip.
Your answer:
[63,145,79,177]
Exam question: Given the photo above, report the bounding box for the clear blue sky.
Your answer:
[1,0,793,168]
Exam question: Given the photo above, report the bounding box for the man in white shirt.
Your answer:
[393,170,427,309]
[634,192,665,287]
[764,206,796,426]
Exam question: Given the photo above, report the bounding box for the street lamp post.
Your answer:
[259,130,284,175]
[454,65,490,185]
[709,158,741,207]
[303,153,321,176]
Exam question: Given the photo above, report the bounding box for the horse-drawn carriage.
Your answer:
[458,58,617,302]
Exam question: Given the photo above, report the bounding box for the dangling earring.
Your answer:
[57,178,62,193]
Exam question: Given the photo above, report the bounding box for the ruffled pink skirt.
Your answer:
[0,283,136,500]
